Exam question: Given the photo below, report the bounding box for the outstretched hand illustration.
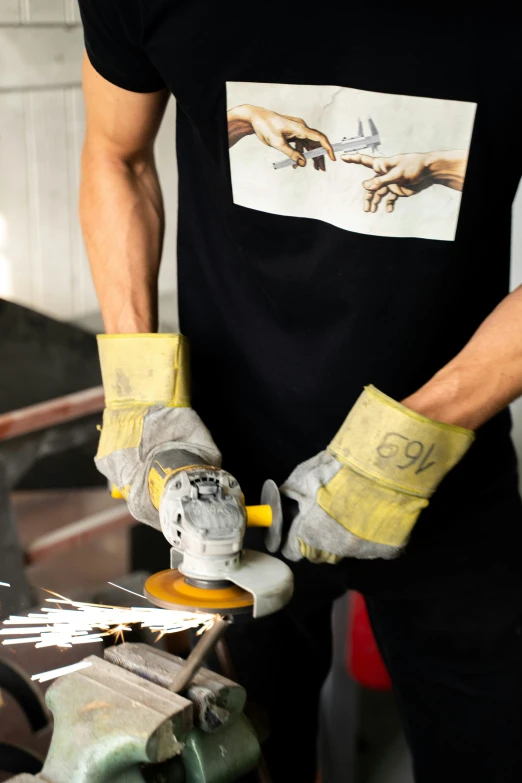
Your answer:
[342,150,468,213]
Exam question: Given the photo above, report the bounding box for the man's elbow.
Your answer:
[81,131,155,180]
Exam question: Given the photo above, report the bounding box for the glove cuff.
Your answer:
[97,333,190,408]
[328,385,474,497]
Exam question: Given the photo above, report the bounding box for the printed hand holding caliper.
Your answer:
[227,104,336,169]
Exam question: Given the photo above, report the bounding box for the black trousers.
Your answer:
[133,473,522,783]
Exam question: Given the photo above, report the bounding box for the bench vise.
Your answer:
[7,641,260,783]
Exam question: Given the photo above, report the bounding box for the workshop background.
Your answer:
[0,4,521,783]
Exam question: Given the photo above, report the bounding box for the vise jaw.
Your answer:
[8,643,260,783]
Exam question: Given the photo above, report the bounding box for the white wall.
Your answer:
[0,1,178,322]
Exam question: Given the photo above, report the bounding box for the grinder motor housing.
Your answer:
[144,448,294,618]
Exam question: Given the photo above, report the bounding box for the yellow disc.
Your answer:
[144,569,254,614]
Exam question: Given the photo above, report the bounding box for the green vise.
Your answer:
[8,643,260,783]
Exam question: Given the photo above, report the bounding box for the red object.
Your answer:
[347,592,392,690]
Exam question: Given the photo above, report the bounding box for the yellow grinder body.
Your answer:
[142,449,289,617]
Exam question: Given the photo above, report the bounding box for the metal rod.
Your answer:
[170,615,232,694]
[214,637,238,681]
[256,756,274,783]
[0,386,104,441]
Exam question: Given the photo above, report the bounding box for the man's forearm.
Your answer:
[80,144,164,333]
[402,286,522,430]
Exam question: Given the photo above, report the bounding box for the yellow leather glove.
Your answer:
[96,334,220,529]
[282,385,474,563]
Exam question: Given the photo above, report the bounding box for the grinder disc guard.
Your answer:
[145,550,293,618]
[144,569,254,614]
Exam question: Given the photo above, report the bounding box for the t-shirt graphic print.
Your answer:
[227,82,477,242]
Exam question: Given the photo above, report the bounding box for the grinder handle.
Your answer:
[246,505,273,527]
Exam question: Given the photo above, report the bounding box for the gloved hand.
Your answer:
[282,385,474,563]
[96,333,220,529]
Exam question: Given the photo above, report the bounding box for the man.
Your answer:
[78,3,522,781]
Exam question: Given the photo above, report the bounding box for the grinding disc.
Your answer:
[144,569,254,614]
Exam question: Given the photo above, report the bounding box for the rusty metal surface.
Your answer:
[169,617,232,695]
[105,640,246,734]
[0,417,104,615]
[0,388,104,443]
[0,466,33,616]
[0,302,105,619]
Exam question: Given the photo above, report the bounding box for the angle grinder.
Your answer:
[134,448,294,618]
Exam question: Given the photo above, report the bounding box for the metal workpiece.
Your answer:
[0,387,104,442]
[105,640,246,733]
[103,639,260,783]
[170,617,232,695]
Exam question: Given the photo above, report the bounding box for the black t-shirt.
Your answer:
[79,1,521,504]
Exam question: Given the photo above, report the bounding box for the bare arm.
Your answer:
[80,53,169,333]
[403,286,522,430]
